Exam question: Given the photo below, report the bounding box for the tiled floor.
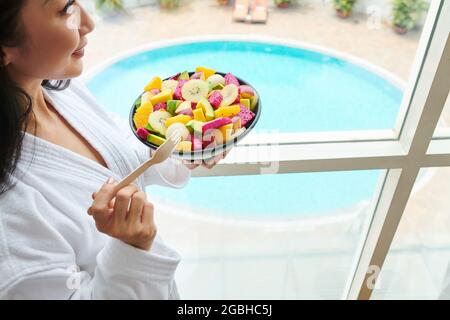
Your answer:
[83,1,450,299]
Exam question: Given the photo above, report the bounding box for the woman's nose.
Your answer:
[79,5,95,36]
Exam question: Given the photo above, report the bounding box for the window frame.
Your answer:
[190,0,450,300]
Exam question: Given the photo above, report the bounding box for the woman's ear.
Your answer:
[0,47,14,66]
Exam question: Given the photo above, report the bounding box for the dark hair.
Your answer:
[0,0,69,195]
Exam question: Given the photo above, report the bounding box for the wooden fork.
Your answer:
[113,132,182,193]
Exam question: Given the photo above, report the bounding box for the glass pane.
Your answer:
[372,167,450,299]
[147,170,384,299]
[84,0,433,135]
[434,92,450,137]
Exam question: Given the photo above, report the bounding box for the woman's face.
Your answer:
[3,0,95,82]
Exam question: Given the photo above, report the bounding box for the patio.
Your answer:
[82,0,450,299]
[85,1,422,80]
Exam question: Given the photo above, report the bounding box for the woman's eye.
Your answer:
[61,0,76,15]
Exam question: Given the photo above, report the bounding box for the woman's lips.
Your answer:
[72,47,85,58]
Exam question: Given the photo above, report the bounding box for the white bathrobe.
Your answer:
[0,78,191,300]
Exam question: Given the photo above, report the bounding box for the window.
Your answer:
[371,167,450,299]
[150,170,384,299]
[186,0,449,299]
[85,0,450,299]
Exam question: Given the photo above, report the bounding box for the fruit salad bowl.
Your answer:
[129,67,261,162]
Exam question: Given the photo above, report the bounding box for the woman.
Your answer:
[0,0,225,299]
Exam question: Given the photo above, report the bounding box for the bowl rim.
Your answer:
[129,71,262,160]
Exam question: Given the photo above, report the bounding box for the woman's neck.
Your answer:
[15,76,57,134]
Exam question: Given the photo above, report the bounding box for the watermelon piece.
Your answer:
[136,127,150,140]
[169,72,181,80]
[174,80,187,100]
[191,134,203,151]
[202,117,232,134]
[153,102,167,111]
[233,87,241,104]
[237,104,255,127]
[208,91,223,109]
[224,73,240,87]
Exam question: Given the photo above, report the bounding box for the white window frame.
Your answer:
[191,0,450,300]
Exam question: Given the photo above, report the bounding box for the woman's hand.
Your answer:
[88,178,157,251]
[182,150,230,170]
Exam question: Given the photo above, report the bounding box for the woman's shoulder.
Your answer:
[0,172,41,213]
[43,77,124,141]
[44,77,106,116]
[69,78,103,109]
[66,77,94,99]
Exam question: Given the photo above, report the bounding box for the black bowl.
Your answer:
[129,71,261,161]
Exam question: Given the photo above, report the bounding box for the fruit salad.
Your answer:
[132,66,258,153]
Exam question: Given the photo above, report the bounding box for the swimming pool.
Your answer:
[86,39,403,219]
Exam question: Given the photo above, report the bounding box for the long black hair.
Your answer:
[0,0,69,195]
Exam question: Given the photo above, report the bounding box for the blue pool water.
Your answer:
[87,41,399,218]
[148,170,382,218]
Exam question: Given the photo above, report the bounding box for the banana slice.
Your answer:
[140,91,153,104]
[230,127,246,140]
[181,79,209,103]
[162,79,179,92]
[220,84,239,108]
[166,123,190,141]
[206,74,225,89]
[148,110,172,136]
